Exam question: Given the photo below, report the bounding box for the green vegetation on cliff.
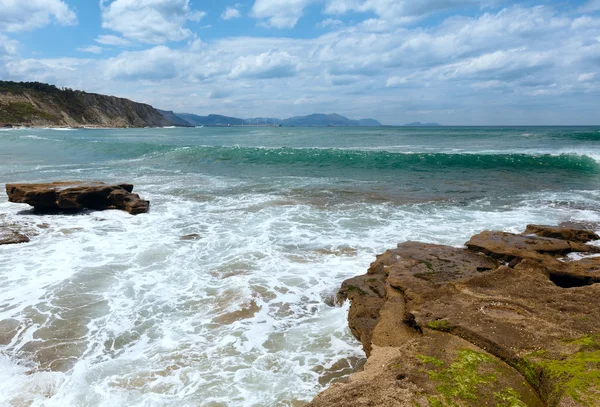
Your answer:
[0,81,173,128]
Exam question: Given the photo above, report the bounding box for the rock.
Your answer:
[311,226,600,407]
[523,224,600,243]
[180,234,201,241]
[5,182,149,215]
[465,230,598,263]
[0,227,29,245]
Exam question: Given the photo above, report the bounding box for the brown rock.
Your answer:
[465,230,599,263]
[313,226,600,407]
[5,182,149,215]
[0,227,29,245]
[523,224,600,243]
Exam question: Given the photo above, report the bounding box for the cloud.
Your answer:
[579,0,600,13]
[578,72,597,81]
[77,45,104,54]
[251,0,313,28]
[229,50,299,79]
[222,5,242,20]
[100,0,205,44]
[106,46,180,80]
[324,0,494,24]
[0,34,19,56]
[386,76,409,87]
[318,18,343,28]
[95,35,132,47]
[0,0,76,32]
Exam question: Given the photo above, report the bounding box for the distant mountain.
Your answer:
[176,113,246,126]
[176,112,382,127]
[156,109,192,127]
[245,117,283,125]
[404,122,441,127]
[357,118,382,127]
[283,113,381,127]
[0,81,174,128]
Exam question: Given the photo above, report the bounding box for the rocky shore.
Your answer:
[310,225,600,407]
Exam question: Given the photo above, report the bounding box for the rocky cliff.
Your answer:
[0,81,173,128]
[310,224,600,407]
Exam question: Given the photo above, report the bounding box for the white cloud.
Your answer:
[0,0,76,32]
[579,0,600,13]
[578,72,597,81]
[229,50,298,79]
[77,45,104,54]
[106,46,181,80]
[95,35,132,47]
[251,0,313,28]
[100,0,205,44]
[0,34,19,56]
[222,5,242,20]
[386,76,410,87]
[324,0,491,24]
[318,18,343,28]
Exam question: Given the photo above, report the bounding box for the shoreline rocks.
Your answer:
[310,224,600,407]
[5,182,149,215]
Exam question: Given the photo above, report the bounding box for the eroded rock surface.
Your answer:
[310,225,600,407]
[6,182,149,215]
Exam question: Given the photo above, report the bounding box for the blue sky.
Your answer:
[1,0,600,125]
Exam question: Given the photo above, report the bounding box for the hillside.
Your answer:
[0,81,174,128]
[156,109,192,127]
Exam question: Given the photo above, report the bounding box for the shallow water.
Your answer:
[1,126,600,406]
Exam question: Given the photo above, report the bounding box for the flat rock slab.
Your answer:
[6,182,149,215]
[524,224,600,243]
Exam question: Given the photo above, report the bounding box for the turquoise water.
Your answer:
[1,126,600,406]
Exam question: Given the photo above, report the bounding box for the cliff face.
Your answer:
[0,81,173,128]
[310,224,600,407]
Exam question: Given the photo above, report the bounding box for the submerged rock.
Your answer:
[0,227,29,245]
[5,182,149,215]
[310,225,600,407]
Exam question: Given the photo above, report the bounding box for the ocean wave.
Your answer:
[159,146,600,173]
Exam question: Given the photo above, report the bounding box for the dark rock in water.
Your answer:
[523,224,600,243]
[1,123,13,128]
[0,227,29,245]
[310,225,600,407]
[180,234,201,241]
[5,182,149,215]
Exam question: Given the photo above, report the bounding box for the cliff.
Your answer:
[0,81,174,128]
[310,224,600,407]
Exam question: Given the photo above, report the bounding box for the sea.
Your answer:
[1,125,600,406]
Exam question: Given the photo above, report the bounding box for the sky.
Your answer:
[0,0,600,125]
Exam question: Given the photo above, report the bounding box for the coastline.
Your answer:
[309,224,600,406]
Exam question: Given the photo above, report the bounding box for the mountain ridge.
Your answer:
[177,112,382,127]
